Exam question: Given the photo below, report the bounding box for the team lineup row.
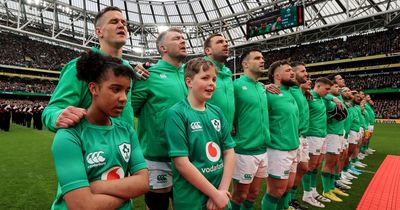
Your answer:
[41,6,375,210]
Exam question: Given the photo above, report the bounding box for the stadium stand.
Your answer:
[374,99,400,119]
[0,31,79,70]
[344,72,400,90]
[227,29,400,73]
[0,76,56,94]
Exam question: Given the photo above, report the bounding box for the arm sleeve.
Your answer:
[219,109,236,151]
[131,80,149,116]
[165,109,189,157]
[128,128,148,174]
[324,98,337,112]
[42,61,85,132]
[52,129,90,195]
[323,93,334,101]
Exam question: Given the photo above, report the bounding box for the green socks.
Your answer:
[302,171,312,192]
[290,187,298,202]
[242,200,254,210]
[230,200,241,210]
[262,193,279,210]
[277,192,288,210]
[321,172,331,193]
[311,169,318,188]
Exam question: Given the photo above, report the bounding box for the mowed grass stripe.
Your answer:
[0,123,399,210]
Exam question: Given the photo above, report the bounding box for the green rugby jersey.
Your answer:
[349,102,361,132]
[290,85,310,136]
[233,75,269,155]
[132,59,187,162]
[267,85,299,150]
[42,47,135,132]
[358,105,368,129]
[165,99,236,210]
[343,102,354,138]
[51,118,147,210]
[365,103,375,125]
[204,56,235,131]
[354,104,367,130]
[325,95,346,135]
[305,90,327,137]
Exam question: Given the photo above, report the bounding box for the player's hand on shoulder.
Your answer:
[265,84,281,94]
[133,62,151,80]
[333,97,344,110]
[56,106,87,128]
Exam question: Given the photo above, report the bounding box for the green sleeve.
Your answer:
[52,129,90,195]
[219,110,236,151]
[165,109,189,157]
[323,93,334,101]
[128,127,148,174]
[324,98,336,112]
[131,80,149,116]
[42,60,87,132]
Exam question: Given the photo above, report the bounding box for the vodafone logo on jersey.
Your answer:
[101,166,125,180]
[205,141,221,162]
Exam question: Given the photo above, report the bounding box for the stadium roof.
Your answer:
[0,0,400,59]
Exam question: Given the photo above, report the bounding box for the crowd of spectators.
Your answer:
[374,99,400,119]
[0,31,79,70]
[344,71,400,91]
[1,27,400,72]
[227,28,400,72]
[0,77,56,94]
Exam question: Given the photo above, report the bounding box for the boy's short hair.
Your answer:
[94,6,122,26]
[184,57,217,80]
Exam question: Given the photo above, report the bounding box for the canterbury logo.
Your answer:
[190,122,202,130]
[86,151,106,164]
[244,174,253,180]
[157,175,167,182]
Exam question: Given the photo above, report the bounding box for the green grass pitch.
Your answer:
[0,123,399,210]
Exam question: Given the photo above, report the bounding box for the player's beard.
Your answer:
[281,78,297,87]
[171,52,187,63]
[296,74,307,84]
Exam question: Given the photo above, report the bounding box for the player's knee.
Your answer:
[233,191,248,204]
[298,162,308,172]
[247,189,260,201]
[268,186,286,198]
[145,191,172,210]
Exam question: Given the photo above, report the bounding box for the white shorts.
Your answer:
[340,135,346,152]
[298,136,310,162]
[307,136,327,155]
[326,134,341,155]
[145,159,173,190]
[343,137,349,150]
[368,125,374,133]
[359,127,365,142]
[267,148,298,179]
[233,152,268,184]
[348,130,359,144]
